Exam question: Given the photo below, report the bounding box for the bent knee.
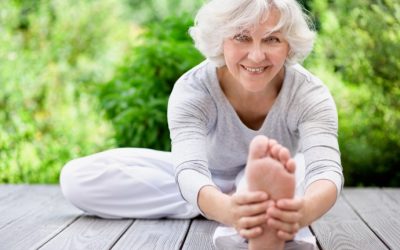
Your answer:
[59,159,91,210]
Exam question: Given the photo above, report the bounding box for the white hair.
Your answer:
[189,0,316,66]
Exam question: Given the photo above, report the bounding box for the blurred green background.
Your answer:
[1,0,399,186]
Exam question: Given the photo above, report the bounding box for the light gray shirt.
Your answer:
[168,60,343,212]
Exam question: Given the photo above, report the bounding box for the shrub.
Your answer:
[99,13,204,151]
[309,0,400,186]
[124,0,203,24]
[0,0,128,183]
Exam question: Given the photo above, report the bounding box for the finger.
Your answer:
[239,201,270,217]
[277,230,296,241]
[233,191,268,205]
[239,226,263,239]
[238,214,268,229]
[265,200,276,209]
[267,207,301,223]
[268,218,299,234]
[276,198,302,210]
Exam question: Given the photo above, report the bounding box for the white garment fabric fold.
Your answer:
[60,148,198,219]
[213,226,316,250]
[60,148,315,248]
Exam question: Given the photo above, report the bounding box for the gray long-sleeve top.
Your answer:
[167,60,343,213]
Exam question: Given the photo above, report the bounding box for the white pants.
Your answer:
[60,148,306,219]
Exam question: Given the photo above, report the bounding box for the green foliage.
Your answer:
[309,0,400,186]
[0,0,129,183]
[2,0,399,187]
[124,0,203,24]
[99,13,204,150]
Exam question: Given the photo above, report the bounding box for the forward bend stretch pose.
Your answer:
[60,0,343,249]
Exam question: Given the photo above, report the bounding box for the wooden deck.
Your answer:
[0,185,399,250]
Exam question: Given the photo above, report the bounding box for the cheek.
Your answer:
[223,42,245,65]
[270,49,289,65]
[224,51,239,69]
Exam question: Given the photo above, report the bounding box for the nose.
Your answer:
[248,44,266,63]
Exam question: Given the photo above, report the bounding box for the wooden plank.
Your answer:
[40,216,132,250]
[182,219,219,250]
[344,188,400,249]
[0,185,59,229]
[111,219,190,250]
[0,184,27,199]
[0,185,82,250]
[311,194,387,250]
[383,188,400,204]
[0,185,73,230]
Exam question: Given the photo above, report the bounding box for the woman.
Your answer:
[60,0,343,249]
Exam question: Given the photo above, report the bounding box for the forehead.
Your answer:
[236,8,282,35]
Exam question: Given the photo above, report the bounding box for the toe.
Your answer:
[248,135,269,161]
[278,147,291,164]
[286,159,296,174]
[270,143,282,159]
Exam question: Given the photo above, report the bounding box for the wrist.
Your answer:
[301,180,337,227]
[198,186,231,224]
[299,196,312,227]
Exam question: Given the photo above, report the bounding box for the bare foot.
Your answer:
[245,135,296,250]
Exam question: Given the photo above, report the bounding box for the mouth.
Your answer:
[242,65,268,73]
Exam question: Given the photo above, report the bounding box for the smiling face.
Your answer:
[221,8,290,93]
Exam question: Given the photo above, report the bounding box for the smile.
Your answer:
[242,65,267,73]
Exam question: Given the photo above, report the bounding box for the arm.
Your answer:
[168,76,269,237]
[198,186,232,225]
[299,179,337,228]
[266,77,343,239]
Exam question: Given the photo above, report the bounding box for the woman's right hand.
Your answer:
[228,191,272,239]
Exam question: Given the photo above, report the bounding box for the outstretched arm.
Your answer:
[266,77,342,240]
[300,179,337,227]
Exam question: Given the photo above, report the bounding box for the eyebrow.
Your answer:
[234,29,283,39]
[237,30,251,34]
[237,29,282,35]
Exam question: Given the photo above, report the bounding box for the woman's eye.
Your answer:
[264,37,280,43]
[233,34,251,42]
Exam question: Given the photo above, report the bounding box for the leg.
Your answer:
[60,148,198,219]
[246,136,295,250]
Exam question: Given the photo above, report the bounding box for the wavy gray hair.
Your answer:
[189,0,316,66]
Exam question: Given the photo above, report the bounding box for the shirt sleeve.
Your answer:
[167,79,217,214]
[296,81,344,198]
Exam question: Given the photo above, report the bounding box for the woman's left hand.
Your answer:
[266,197,306,241]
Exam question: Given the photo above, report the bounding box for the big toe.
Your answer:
[248,135,269,161]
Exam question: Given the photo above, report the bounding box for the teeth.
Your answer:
[244,66,265,73]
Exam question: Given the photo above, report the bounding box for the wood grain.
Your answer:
[0,185,82,250]
[40,216,132,250]
[311,194,387,250]
[182,219,219,250]
[344,188,400,249]
[383,188,400,204]
[111,219,190,250]
[1,185,398,250]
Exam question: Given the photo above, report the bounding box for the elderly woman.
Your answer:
[60,0,343,249]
